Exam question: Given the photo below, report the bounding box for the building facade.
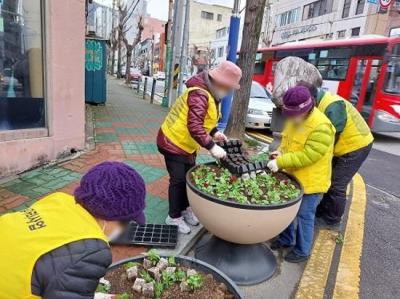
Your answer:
[87,1,116,39]
[188,0,232,73]
[267,0,400,46]
[0,0,86,178]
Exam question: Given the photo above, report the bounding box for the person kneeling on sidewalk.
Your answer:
[267,86,335,263]
[0,161,146,299]
[157,61,242,234]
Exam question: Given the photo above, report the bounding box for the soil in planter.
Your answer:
[190,164,301,206]
[105,265,234,299]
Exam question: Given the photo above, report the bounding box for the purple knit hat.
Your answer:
[74,161,146,224]
[282,86,315,117]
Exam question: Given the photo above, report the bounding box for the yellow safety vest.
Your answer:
[161,87,219,153]
[318,91,374,156]
[0,192,108,299]
[279,109,335,194]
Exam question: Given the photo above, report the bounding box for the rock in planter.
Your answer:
[187,269,197,277]
[126,266,138,280]
[165,267,176,275]
[180,281,190,292]
[148,267,161,281]
[142,282,155,298]
[143,258,153,269]
[156,258,169,271]
[132,278,146,293]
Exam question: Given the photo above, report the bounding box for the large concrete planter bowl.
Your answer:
[186,163,303,244]
[186,162,304,285]
[108,255,243,298]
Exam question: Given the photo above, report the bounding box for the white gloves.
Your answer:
[213,131,228,141]
[267,159,279,173]
[210,144,227,159]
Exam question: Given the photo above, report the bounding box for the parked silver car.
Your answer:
[246,81,275,129]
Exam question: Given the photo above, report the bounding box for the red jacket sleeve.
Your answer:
[187,90,215,150]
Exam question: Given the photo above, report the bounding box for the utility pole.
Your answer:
[162,0,174,107]
[166,0,185,107]
[218,0,241,130]
[178,0,190,95]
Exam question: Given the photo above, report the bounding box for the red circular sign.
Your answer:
[380,0,393,8]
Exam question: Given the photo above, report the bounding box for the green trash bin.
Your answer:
[85,37,107,104]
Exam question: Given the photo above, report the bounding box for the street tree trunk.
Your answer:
[124,17,144,83]
[224,0,267,139]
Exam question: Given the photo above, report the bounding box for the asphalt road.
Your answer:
[359,134,400,299]
[248,129,400,298]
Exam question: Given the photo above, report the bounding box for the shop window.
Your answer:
[351,27,361,37]
[337,30,346,38]
[201,11,214,20]
[342,0,352,18]
[0,0,45,132]
[355,0,365,15]
[303,0,333,20]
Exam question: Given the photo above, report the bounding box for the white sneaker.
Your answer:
[182,207,199,226]
[166,216,191,234]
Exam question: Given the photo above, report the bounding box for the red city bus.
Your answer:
[252,36,400,133]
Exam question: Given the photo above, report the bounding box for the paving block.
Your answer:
[124,160,167,184]
[196,154,215,164]
[144,195,168,224]
[122,141,159,155]
[95,121,113,128]
[115,127,149,136]
[95,133,119,143]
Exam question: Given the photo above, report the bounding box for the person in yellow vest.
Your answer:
[157,61,242,234]
[298,82,374,227]
[267,86,335,263]
[0,161,146,299]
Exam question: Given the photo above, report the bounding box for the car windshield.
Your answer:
[250,82,270,98]
[384,57,400,95]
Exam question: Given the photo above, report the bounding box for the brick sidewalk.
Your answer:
[0,77,213,261]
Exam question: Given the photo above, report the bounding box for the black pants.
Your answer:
[162,152,195,218]
[317,143,372,224]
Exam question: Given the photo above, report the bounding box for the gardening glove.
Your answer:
[269,151,281,160]
[267,159,279,173]
[213,131,228,141]
[209,144,227,159]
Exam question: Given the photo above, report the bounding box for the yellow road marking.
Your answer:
[295,178,363,298]
[333,173,367,299]
[246,131,273,143]
[295,229,337,299]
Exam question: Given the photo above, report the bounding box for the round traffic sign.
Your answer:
[380,0,393,8]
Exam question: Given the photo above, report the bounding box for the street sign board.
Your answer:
[379,0,393,8]
[368,0,378,4]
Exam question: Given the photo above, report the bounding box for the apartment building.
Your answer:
[266,0,400,46]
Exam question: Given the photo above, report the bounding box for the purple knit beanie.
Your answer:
[282,86,315,117]
[74,161,146,224]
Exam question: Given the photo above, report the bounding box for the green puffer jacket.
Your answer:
[277,108,335,194]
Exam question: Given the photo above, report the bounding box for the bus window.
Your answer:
[254,52,266,74]
[316,58,349,80]
[363,60,382,119]
[384,57,400,95]
[351,60,368,106]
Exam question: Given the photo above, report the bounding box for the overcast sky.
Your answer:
[101,0,245,21]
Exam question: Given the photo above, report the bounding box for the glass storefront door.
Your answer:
[0,0,45,131]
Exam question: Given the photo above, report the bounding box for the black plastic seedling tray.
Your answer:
[110,223,178,248]
[217,140,267,176]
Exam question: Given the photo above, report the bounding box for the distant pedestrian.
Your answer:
[268,86,335,262]
[157,61,242,234]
